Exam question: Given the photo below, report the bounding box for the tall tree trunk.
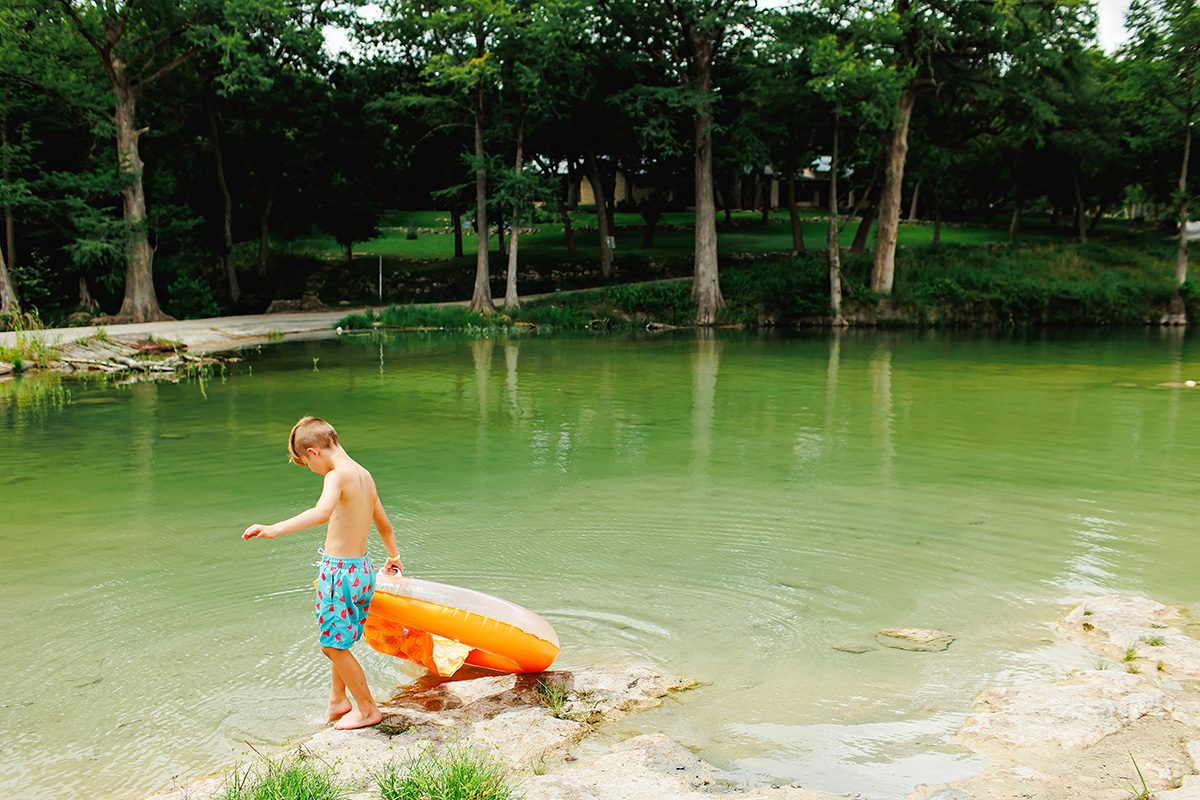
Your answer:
[850,202,876,254]
[469,82,494,313]
[601,160,616,229]
[1073,167,1087,244]
[932,202,942,247]
[907,179,921,221]
[2,110,14,272]
[112,74,171,322]
[562,158,577,254]
[587,149,613,279]
[451,206,464,258]
[760,170,771,225]
[1176,107,1192,287]
[691,35,724,326]
[208,113,239,304]
[0,250,15,315]
[788,173,805,255]
[0,111,18,314]
[504,115,524,309]
[1088,202,1107,235]
[828,117,843,323]
[79,275,99,312]
[0,249,16,315]
[561,200,576,254]
[722,181,734,224]
[1008,202,1021,245]
[257,183,274,276]
[870,84,916,294]
[495,205,505,255]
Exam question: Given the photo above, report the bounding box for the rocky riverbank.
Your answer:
[141,596,1200,800]
[913,595,1200,800]
[0,333,226,380]
[142,663,841,800]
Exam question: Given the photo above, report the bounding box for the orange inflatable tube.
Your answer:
[363,572,559,676]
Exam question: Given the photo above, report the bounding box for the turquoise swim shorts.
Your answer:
[315,554,376,649]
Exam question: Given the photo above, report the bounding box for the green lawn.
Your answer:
[283,207,1080,264]
[259,208,1172,312]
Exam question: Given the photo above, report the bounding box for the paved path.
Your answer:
[0,307,382,354]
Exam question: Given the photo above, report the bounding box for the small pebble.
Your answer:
[1186,380,1196,388]
[336,326,344,335]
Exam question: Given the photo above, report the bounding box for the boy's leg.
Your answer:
[326,665,352,722]
[322,646,382,729]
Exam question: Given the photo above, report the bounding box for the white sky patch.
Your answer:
[322,1,1132,59]
[1096,0,1131,52]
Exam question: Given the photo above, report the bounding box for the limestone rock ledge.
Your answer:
[140,663,840,800]
[912,595,1200,800]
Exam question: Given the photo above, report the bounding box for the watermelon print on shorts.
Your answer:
[314,553,375,650]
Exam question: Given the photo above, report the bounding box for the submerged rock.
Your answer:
[876,628,955,652]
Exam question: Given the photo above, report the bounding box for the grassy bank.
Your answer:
[339,236,1188,331]
[275,210,1098,310]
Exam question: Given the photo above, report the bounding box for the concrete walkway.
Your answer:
[0,307,381,354]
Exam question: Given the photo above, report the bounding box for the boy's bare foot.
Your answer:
[325,699,353,722]
[333,707,383,730]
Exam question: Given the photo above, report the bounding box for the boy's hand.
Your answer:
[242,524,277,540]
[383,555,403,574]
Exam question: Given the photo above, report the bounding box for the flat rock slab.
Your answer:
[876,628,955,652]
[1060,595,1200,678]
[959,669,1168,752]
[920,595,1200,800]
[526,734,845,800]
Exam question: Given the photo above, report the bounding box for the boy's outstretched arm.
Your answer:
[374,494,403,572]
[242,472,341,540]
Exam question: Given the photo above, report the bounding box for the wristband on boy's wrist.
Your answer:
[386,553,400,560]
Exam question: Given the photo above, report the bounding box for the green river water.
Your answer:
[2,329,1199,800]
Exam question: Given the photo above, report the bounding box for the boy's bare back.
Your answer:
[321,459,386,558]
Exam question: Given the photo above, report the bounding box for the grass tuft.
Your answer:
[1124,646,1138,663]
[1143,636,1167,647]
[220,754,344,800]
[536,678,569,718]
[377,743,519,800]
[0,310,59,368]
[1127,753,1155,800]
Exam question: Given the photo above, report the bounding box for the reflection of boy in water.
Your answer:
[242,416,403,729]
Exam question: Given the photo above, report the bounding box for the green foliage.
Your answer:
[877,240,1177,326]
[0,309,58,366]
[339,304,492,330]
[220,754,344,800]
[165,267,221,320]
[376,744,519,800]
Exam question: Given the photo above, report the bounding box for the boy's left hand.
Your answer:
[242,524,277,540]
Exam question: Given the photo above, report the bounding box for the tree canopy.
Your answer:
[1,0,1195,325]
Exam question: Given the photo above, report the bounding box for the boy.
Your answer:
[242,416,403,730]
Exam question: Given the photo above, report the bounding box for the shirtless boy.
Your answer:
[242,416,402,730]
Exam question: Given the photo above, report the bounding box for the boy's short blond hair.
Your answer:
[288,416,340,464]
